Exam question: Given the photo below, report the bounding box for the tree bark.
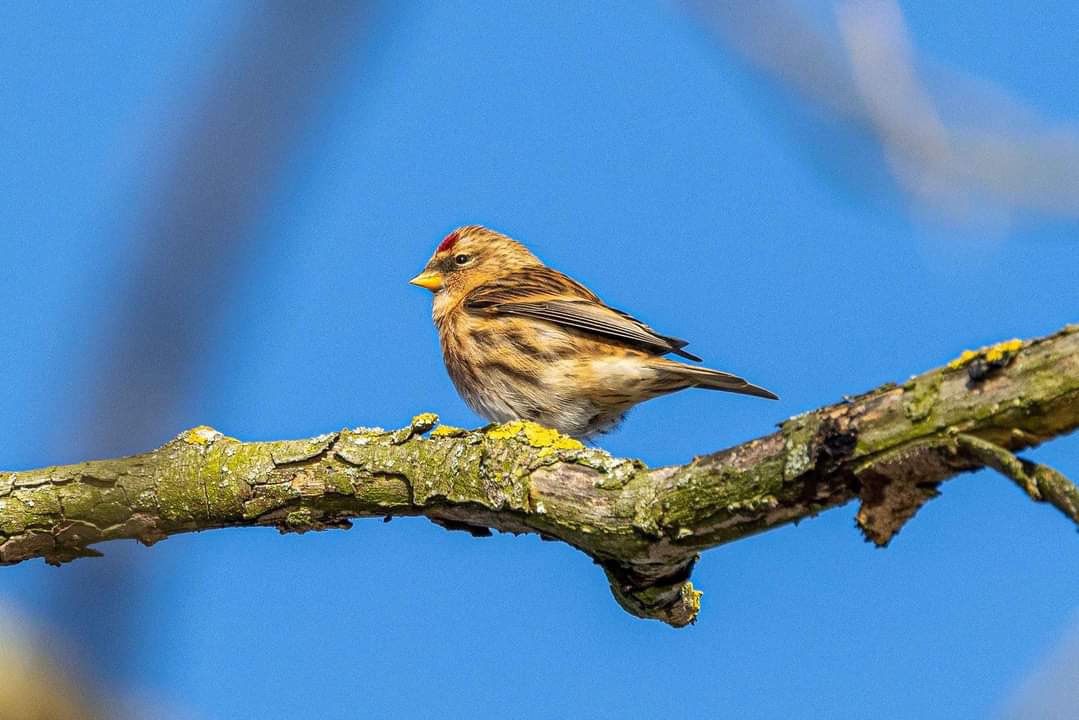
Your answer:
[3,324,1077,627]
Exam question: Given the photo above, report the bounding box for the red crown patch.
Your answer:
[437,231,460,253]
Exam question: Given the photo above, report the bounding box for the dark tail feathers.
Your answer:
[651,360,779,400]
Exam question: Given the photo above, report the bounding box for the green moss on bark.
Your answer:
[2,325,1077,627]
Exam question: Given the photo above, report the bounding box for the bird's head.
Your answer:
[409,225,541,297]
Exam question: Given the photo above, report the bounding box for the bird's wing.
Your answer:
[464,268,702,361]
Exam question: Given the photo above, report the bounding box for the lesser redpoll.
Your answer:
[410,225,776,438]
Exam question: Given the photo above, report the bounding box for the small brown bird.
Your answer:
[410,225,777,438]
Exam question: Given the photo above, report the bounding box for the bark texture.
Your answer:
[3,325,1078,626]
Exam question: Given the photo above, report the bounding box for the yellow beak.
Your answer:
[409,271,444,292]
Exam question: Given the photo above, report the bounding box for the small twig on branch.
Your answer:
[956,433,1079,526]
[2,324,1077,627]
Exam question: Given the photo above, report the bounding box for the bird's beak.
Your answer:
[409,271,444,292]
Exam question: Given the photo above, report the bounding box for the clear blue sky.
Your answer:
[2,2,1077,718]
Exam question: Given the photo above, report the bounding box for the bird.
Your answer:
[409,225,777,439]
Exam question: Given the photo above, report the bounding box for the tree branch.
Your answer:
[3,324,1077,627]
[955,433,1079,526]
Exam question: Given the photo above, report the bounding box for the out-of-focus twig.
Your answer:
[686,0,1079,227]
[44,0,375,690]
[74,0,375,458]
[0,605,104,720]
[997,612,1079,719]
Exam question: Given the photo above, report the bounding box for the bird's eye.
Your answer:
[454,254,471,265]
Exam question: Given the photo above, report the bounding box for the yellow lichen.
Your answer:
[683,582,703,616]
[183,426,220,446]
[410,413,439,430]
[486,420,584,450]
[429,425,467,438]
[947,338,1023,369]
[985,338,1023,362]
[947,350,980,370]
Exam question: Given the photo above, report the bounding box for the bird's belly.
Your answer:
[463,384,526,425]
[441,318,649,437]
[449,358,599,436]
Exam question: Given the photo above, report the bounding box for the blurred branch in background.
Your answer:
[44,0,374,694]
[998,611,1079,719]
[72,0,374,459]
[685,0,1079,229]
[0,604,105,720]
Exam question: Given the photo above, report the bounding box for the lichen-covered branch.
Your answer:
[3,324,1078,627]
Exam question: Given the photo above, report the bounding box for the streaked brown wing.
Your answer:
[464,266,600,303]
[465,268,702,361]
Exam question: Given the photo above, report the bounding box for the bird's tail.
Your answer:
[648,359,779,400]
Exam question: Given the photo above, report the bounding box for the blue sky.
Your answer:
[1,2,1077,718]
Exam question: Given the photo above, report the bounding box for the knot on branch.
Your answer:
[603,560,701,628]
